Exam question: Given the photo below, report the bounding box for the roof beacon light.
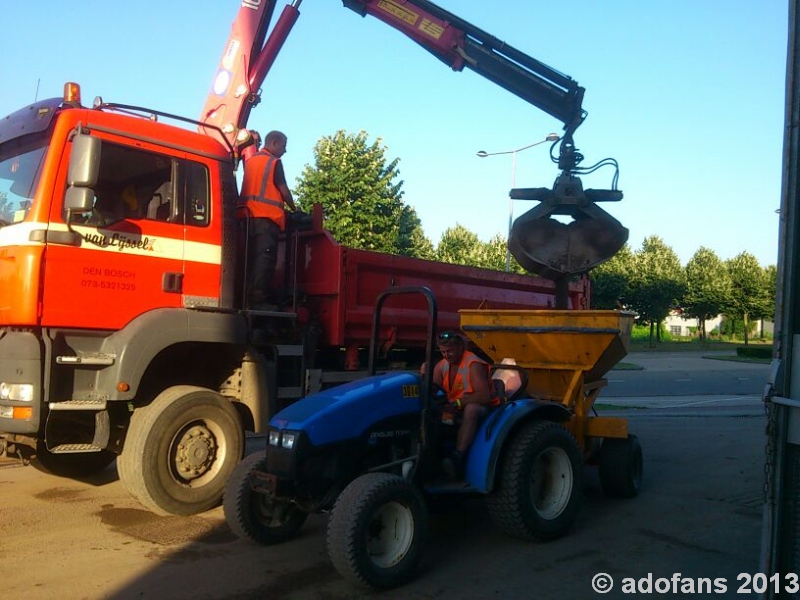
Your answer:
[63,82,81,106]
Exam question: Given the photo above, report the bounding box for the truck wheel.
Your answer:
[487,419,583,541]
[117,385,243,516]
[224,452,307,544]
[598,434,643,498]
[33,444,116,478]
[327,472,428,590]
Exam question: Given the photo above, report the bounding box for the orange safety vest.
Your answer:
[239,151,286,229]
[438,351,498,407]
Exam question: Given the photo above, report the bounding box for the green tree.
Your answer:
[481,233,508,271]
[755,264,777,338]
[626,236,686,346]
[725,252,768,345]
[397,204,435,260]
[294,130,430,257]
[436,225,483,266]
[590,244,634,309]
[683,247,731,342]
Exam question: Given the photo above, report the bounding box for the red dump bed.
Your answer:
[280,214,589,351]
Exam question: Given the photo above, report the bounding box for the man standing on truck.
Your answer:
[432,331,496,479]
[239,129,297,307]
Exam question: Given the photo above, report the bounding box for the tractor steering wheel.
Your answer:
[430,382,448,407]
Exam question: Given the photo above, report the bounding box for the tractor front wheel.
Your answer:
[224,452,307,544]
[327,472,428,590]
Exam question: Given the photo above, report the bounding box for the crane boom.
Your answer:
[199,0,301,150]
[199,0,627,306]
[200,0,586,155]
[342,0,586,134]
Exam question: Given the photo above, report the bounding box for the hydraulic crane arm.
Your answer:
[200,0,627,304]
[200,0,586,154]
[343,0,625,294]
[199,0,302,150]
[342,0,586,135]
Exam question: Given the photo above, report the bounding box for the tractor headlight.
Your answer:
[268,429,300,450]
[0,383,33,402]
[281,432,297,450]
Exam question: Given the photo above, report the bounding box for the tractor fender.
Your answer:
[464,399,572,493]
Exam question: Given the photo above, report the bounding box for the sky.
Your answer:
[1,1,788,267]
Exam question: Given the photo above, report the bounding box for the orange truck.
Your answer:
[0,0,624,516]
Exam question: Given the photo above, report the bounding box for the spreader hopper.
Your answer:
[460,309,635,410]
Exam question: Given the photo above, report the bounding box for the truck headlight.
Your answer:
[268,430,281,446]
[0,383,33,402]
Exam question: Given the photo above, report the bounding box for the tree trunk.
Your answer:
[649,321,655,348]
[743,312,749,345]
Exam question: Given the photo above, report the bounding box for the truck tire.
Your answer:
[487,419,583,541]
[598,434,643,498]
[223,452,307,544]
[117,385,243,516]
[33,444,116,478]
[327,472,428,590]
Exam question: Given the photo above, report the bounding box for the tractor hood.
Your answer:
[270,371,422,446]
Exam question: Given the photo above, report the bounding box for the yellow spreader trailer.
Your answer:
[460,309,642,496]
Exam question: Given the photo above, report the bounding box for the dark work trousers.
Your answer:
[247,217,281,304]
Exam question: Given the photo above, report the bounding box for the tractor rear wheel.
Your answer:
[487,419,583,541]
[327,472,428,590]
[598,434,643,498]
[224,452,307,544]
[118,386,243,516]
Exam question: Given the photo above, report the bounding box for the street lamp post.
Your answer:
[477,133,560,271]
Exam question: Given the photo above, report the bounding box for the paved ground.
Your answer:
[0,354,770,599]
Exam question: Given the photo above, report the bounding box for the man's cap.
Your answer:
[437,331,464,345]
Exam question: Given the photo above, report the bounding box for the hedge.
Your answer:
[736,345,773,359]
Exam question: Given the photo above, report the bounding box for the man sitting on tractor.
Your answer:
[432,331,498,479]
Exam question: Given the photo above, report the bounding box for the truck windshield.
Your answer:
[0,135,48,224]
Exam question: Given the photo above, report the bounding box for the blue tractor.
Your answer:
[223,286,641,589]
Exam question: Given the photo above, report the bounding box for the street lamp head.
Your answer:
[546,132,560,142]
[476,150,489,158]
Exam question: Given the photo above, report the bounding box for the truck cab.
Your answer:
[0,86,248,478]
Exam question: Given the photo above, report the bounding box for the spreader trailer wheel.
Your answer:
[598,434,643,498]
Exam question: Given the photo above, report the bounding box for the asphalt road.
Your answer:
[0,353,770,600]
[604,352,770,397]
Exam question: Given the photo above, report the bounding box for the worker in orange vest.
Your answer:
[239,130,297,307]
[432,331,497,479]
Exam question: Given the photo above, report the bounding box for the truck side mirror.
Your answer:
[68,133,101,187]
[65,186,94,214]
[65,133,101,225]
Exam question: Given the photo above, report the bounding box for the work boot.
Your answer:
[248,292,278,311]
[450,450,465,481]
[439,457,457,483]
